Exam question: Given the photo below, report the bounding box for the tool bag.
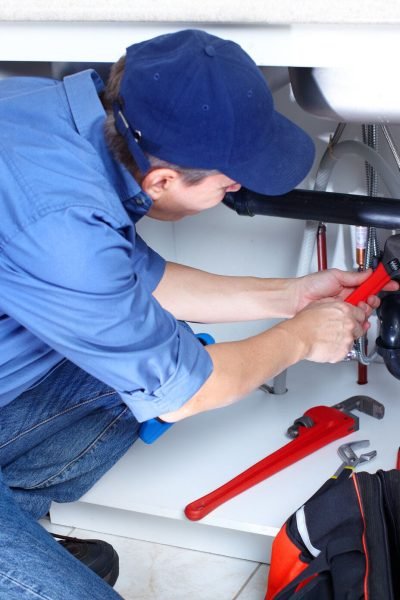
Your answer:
[266,469,400,599]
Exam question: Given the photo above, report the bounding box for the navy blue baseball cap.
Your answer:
[113,29,315,195]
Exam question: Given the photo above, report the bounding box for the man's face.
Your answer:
[145,173,241,221]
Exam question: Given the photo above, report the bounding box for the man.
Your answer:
[0,29,391,598]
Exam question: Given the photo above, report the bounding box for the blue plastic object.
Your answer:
[139,332,215,444]
[195,332,215,347]
[138,418,174,444]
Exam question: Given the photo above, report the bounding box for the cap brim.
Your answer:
[224,111,315,196]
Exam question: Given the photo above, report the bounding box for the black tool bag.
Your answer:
[266,470,400,599]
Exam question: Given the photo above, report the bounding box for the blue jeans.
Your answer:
[0,359,140,599]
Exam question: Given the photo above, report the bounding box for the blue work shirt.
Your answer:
[0,69,213,421]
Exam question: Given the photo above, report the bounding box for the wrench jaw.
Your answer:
[336,440,377,477]
[358,451,378,465]
[337,440,370,464]
[332,396,385,420]
[286,396,384,440]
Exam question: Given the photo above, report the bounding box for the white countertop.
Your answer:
[1,20,399,68]
[1,2,399,66]
[77,360,398,533]
[1,0,400,24]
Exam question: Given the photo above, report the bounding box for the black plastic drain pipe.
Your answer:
[224,188,400,230]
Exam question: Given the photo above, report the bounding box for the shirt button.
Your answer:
[204,45,216,57]
[136,197,144,206]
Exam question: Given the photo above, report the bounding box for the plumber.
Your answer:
[0,29,394,599]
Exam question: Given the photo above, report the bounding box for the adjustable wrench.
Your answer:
[332,440,377,479]
[184,396,384,521]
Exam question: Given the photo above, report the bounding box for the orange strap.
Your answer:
[353,476,369,600]
[266,523,309,600]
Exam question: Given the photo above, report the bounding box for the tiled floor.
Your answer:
[40,519,269,599]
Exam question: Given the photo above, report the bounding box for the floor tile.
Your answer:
[235,564,269,599]
[39,516,74,536]
[71,528,259,600]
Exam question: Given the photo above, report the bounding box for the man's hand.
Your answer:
[291,268,399,315]
[279,298,370,364]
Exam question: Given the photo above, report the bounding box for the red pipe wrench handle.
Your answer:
[345,234,400,306]
[345,262,391,306]
[184,406,356,521]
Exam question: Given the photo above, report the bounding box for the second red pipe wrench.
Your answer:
[345,233,400,305]
[345,233,400,384]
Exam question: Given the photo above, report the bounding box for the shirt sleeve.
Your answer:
[132,233,166,293]
[0,207,213,421]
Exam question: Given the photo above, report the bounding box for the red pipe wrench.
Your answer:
[345,233,400,305]
[184,398,384,521]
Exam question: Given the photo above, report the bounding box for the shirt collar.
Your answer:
[62,69,153,217]
[63,69,105,140]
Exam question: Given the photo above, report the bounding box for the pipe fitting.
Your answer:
[376,292,400,379]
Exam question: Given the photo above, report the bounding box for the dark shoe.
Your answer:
[52,533,119,587]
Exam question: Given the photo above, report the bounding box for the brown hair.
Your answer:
[102,55,218,184]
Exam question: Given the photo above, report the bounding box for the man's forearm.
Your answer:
[159,297,368,423]
[153,261,297,322]
[160,322,305,422]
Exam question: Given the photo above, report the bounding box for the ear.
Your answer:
[141,168,180,200]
